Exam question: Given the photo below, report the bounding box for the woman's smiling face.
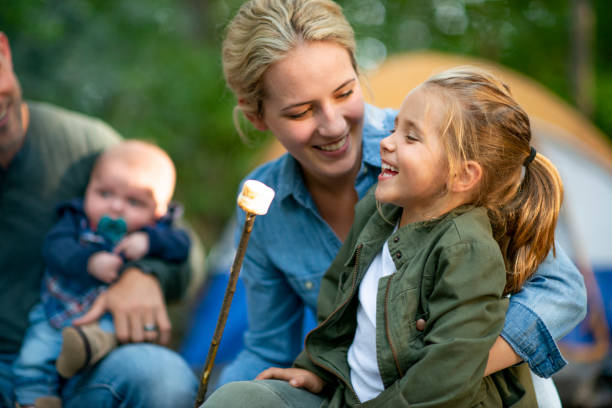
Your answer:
[254,41,365,184]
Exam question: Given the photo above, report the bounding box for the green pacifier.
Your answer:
[97,216,127,245]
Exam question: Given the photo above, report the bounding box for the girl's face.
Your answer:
[375,85,450,223]
[253,41,365,184]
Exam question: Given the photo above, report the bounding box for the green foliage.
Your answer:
[2,0,610,247]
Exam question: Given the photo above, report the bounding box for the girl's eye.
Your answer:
[405,129,420,142]
[388,127,396,134]
[99,190,112,198]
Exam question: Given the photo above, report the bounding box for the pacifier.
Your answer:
[96,215,127,245]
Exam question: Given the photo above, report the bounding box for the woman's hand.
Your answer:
[256,367,326,394]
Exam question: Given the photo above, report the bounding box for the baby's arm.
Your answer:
[114,226,190,262]
[88,251,123,283]
[256,367,326,394]
[43,208,106,278]
[114,232,150,260]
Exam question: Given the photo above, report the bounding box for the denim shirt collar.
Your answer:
[276,154,311,209]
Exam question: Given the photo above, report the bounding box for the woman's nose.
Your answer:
[317,102,345,137]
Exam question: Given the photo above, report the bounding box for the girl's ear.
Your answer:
[239,98,268,131]
[450,160,482,193]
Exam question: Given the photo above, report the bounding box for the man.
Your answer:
[0,32,197,407]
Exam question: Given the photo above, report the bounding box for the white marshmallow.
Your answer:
[237,180,275,215]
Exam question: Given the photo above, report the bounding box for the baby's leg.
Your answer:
[56,314,116,378]
[13,304,63,406]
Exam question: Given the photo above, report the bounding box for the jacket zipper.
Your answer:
[384,276,403,377]
[305,244,363,403]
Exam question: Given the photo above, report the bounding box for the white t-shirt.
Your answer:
[347,237,396,402]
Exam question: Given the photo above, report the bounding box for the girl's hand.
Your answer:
[88,251,123,283]
[256,367,326,394]
[114,232,149,260]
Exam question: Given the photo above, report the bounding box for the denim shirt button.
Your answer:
[304,280,314,290]
[395,251,402,259]
[393,236,399,243]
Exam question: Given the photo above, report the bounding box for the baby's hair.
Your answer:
[424,67,563,294]
[92,140,176,215]
[222,0,356,140]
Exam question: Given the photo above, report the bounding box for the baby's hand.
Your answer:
[88,252,123,283]
[114,232,149,261]
[256,367,325,394]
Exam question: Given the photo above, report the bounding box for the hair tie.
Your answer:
[523,147,537,166]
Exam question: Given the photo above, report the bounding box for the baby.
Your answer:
[13,140,190,408]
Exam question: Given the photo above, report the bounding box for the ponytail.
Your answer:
[494,152,563,294]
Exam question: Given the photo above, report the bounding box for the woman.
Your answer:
[216,0,585,404]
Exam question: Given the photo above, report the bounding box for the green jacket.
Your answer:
[294,191,535,407]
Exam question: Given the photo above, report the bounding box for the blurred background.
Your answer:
[2,1,611,406]
[2,0,610,245]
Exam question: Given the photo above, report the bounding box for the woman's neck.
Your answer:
[302,162,361,242]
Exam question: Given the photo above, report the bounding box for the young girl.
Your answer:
[205,67,563,407]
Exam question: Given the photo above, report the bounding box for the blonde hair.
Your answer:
[92,140,177,216]
[222,0,356,138]
[424,67,563,294]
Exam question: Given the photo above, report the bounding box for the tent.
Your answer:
[181,51,612,379]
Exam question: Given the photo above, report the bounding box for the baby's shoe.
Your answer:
[34,396,62,408]
[56,323,117,378]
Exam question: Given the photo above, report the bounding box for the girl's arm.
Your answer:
[491,243,586,377]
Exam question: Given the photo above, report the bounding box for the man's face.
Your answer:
[0,33,26,165]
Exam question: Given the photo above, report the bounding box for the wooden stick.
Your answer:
[194,212,256,406]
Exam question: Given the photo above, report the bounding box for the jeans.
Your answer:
[4,304,197,407]
[13,304,114,405]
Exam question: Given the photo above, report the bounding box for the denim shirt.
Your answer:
[218,104,586,385]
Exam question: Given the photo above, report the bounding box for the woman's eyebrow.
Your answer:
[334,78,355,92]
[281,101,312,112]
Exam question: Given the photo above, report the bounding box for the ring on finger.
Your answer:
[143,323,158,332]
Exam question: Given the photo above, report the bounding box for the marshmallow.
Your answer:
[237,180,275,215]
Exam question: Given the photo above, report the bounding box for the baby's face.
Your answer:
[84,161,159,232]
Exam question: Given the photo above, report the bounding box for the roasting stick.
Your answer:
[195,180,275,407]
